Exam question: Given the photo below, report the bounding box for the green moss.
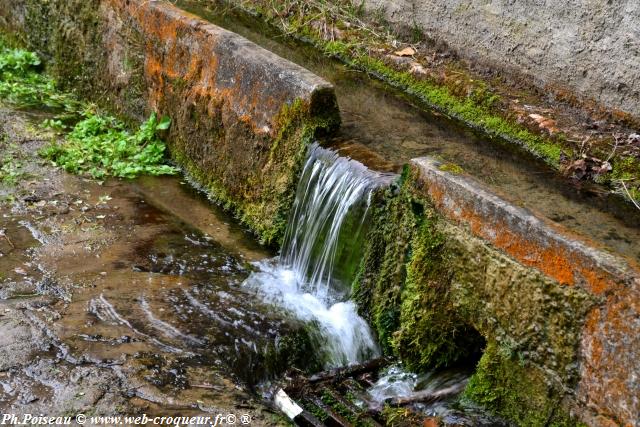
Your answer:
[172,97,338,246]
[6,0,340,246]
[393,208,484,370]
[236,0,639,204]
[232,0,569,169]
[19,0,103,95]
[320,391,374,427]
[352,186,409,353]
[464,341,583,426]
[351,56,565,166]
[323,40,353,56]
[353,164,596,425]
[354,168,483,368]
[302,400,329,423]
[610,155,640,202]
[266,325,324,375]
[438,163,464,174]
[321,391,358,424]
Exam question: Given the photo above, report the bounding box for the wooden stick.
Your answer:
[386,383,465,407]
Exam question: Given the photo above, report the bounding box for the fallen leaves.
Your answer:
[409,62,427,75]
[528,113,559,135]
[565,155,612,180]
[394,46,416,57]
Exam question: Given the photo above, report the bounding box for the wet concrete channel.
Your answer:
[0,105,501,424]
[176,0,640,264]
[1,1,639,425]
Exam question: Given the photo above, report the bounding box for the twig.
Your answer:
[0,228,14,248]
[605,134,622,163]
[190,383,217,389]
[386,383,466,406]
[307,357,391,384]
[620,180,640,211]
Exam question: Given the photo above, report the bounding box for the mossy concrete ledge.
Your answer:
[356,158,638,425]
[409,158,639,425]
[0,0,340,245]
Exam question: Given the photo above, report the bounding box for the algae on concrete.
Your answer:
[353,165,597,425]
[222,0,640,207]
[0,0,340,246]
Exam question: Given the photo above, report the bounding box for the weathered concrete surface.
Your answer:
[410,157,640,426]
[0,0,339,244]
[411,157,638,294]
[365,0,640,119]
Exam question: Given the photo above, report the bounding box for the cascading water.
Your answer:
[244,144,392,368]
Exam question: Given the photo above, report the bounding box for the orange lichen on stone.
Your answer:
[414,164,625,296]
[411,159,640,424]
[579,288,640,425]
[578,267,613,295]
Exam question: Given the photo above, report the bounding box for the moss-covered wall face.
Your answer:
[354,165,598,425]
[0,0,340,245]
[354,174,486,370]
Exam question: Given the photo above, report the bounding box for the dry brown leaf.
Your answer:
[528,113,558,134]
[528,113,545,123]
[409,62,427,75]
[394,46,416,57]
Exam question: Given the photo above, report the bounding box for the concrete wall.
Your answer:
[365,0,640,117]
[0,0,340,245]
[356,156,639,425]
[2,1,638,424]
[411,157,640,426]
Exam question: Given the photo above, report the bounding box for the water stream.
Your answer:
[177,0,640,263]
[244,144,391,368]
[366,364,508,426]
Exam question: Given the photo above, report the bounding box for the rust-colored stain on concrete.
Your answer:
[411,158,640,426]
[85,0,337,243]
[414,165,627,296]
[105,0,331,133]
[579,288,640,426]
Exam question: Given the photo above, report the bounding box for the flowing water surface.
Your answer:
[6,2,638,421]
[244,144,392,368]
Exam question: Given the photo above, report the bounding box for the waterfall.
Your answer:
[244,144,391,368]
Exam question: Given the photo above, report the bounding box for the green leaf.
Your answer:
[40,112,177,179]
[156,115,171,131]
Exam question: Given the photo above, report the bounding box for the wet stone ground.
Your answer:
[0,106,299,423]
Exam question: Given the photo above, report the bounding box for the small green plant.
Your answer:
[39,113,178,179]
[0,155,24,185]
[439,162,464,174]
[42,118,67,133]
[0,141,27,186]
[0,43,81,112]
[1,41,177,182]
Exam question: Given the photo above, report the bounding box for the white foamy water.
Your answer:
[367,364,419,404]
[244,259,378,367]
[244,144,393,368]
